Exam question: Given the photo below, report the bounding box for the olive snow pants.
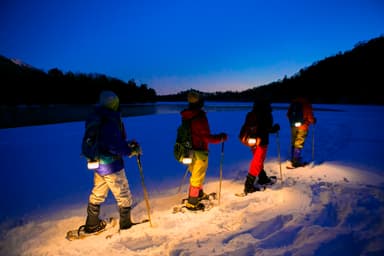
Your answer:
[290,126,308,149]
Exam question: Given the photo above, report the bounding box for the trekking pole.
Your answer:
[178,166,189,193]
[218,142,224,205]
[312,123,315,163]
[136,155,152,227]
[276,131,283,182]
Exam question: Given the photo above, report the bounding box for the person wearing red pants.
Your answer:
[239,98,280,194]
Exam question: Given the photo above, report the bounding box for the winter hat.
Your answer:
[99,90,119,111]
[187,90,201,104]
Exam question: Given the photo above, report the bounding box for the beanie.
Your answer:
[99,90,119,111]
[187,90,201,104]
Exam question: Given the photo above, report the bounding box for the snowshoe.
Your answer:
[173,192,216,213]
[258,175,277,186]
[286,161,309,169]
[66,217,116,241]
[185,202,205,211]
[83,219,107,234]
[181,192,217,204]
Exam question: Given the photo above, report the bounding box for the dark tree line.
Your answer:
[0,57,157,105]
[2,35,383,106]
[159,35,384,105]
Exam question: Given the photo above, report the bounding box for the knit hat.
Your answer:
[187,90,201,104]
[99,90,119,111]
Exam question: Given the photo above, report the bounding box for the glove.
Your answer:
[270,123,280,133]
[313,117,317,124]
[128,140,142,157]
[219,132,228,142]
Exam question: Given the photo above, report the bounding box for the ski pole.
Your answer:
[218,142,224,205]
[136,155,152,227]
[178,166,189,193]
[312,123,315,163]
[276,131,283,182]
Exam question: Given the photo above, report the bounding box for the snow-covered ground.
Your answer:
[0,103,383,256]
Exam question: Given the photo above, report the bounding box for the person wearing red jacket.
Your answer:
[180,90,228,211]
[287,96,316,167]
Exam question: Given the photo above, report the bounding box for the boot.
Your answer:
[257,169,272,185]
[84,203,106,233]
[185,196,205,211]
[292,148,305,167]
[119,206,133,230]
[244,174,260,194]
[198,189,209,201]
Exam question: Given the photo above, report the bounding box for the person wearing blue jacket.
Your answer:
[83,90,141,233]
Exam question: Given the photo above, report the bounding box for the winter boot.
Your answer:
[84,203,106,234]
[119,206,133,230]
[257,169,273,185]
[185,196,205,211]
[244,174,261,194]
[198,189,209,201]
[292,148,305,167]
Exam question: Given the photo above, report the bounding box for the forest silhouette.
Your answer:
[1,36,383,128]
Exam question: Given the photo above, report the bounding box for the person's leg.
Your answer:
[85,172,109,233]
[257,168,274,185]
[245,145,267,194]
[105,169,133,229]
[89,172,109,205]
[292,129,308,167]
[187,151,208,210]
[290,127,298,162]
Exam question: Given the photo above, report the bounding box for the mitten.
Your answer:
[128,140,142,157]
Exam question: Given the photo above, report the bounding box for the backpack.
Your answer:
[239,125,258,147]
[173,117,194,164]
[289,101,304,127]
[81,117,103,169]
[238,112,258,147]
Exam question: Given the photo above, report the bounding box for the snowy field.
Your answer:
[0,103,383,256]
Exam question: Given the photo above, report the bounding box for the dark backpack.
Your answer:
[81,116,103,168]
[238,112,258,147]
[239,125,258,147]
[289,101,304,127]
[173,117,194,164]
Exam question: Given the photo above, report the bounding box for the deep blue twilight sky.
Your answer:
[1,0,383,95]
